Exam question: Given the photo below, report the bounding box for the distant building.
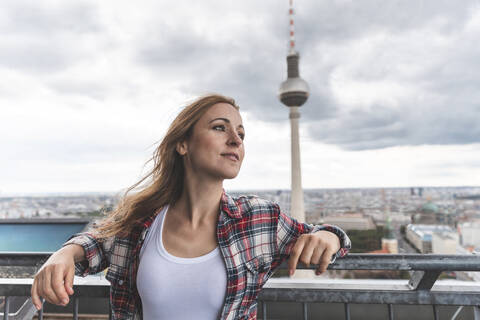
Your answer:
[380,238,398,254]
[411,200,453,225]
[406,224,457,254]
[320,213,376,231]
[380,218,398,254]
[458,221,480,247]
[432,232,458,254]
[410,187,424,197]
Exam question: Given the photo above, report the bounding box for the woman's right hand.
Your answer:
[31,245,80,310]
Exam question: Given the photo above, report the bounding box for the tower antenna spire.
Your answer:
[289,0,296,54]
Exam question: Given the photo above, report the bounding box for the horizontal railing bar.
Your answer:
[0,283,109,297]
[2,279,479,310]
[0,252,51,267]
[282,254,480,271]
[259,288,480,306]
[2,253,480,271]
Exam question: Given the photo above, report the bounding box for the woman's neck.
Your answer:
[172,180,224,229]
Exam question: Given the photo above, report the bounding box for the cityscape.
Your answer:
[2,186,479,257]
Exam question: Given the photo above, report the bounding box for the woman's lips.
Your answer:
[221,153,239,161]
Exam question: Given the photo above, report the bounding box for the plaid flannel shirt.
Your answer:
[63,191,351,320]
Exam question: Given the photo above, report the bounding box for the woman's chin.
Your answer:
[221,169,241,180]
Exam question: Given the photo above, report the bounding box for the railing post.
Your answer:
[388,303,394,320]
[39,298,44,320]
[263,301,267,320]
[303,302,308,320]
[73,297,79,320]
[109,298,113,320]
[432,305,439,320]
[344,303,350,320]
[3,296,9,320]
[408,270,441,290]
[474,305,480,320]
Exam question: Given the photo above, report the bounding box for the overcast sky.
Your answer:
[1,0,479,194]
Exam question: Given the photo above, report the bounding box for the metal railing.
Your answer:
[263,254,480,320]
[0,252,110,320]
[1,252,480,319]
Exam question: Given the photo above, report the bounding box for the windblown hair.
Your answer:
[93,94,239,239]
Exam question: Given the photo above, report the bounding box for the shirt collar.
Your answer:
[136,206,163,231]
[136,189,242,230]
[220,189,243,219]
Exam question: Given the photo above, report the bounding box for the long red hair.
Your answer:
[93,94,239,238]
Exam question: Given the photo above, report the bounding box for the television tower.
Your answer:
[279,0,309,222]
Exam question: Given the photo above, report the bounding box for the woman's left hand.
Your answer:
[287,230,341,276]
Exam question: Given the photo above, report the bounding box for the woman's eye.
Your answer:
[238,133,245,140]
[213,125,226,131]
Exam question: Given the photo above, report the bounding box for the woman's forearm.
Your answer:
[60,243,86,263]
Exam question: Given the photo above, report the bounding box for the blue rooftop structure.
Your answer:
[0,219,89,252]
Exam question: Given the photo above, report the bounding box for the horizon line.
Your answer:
[1,185,479,197]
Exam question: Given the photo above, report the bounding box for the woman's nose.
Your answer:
[228,132,243,146]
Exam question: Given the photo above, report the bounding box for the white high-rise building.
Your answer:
[458,221,480,248]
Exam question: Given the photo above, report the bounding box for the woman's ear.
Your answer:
[176,140,188,156]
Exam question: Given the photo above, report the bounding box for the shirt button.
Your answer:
[118,279,124,285]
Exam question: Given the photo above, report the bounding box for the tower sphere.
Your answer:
[279,52,309,107]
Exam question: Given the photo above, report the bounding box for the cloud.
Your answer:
[0,0,103,73]
[2,0,101,34]
[308,105,407,150]
[297,1,480,150]
[1,0,479,192]
[131,1,288,121]
[127,0,480,151]
[298,0,476,44]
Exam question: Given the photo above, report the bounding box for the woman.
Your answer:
[31,94,351,320]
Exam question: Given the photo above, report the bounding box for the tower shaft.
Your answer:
[289,107,305,221]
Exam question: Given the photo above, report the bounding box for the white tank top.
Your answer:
[137,206,227,320]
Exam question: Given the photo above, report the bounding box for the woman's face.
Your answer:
[178,102,245,181]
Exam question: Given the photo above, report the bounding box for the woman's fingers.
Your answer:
[289,231,341,276]
[41,267,63,305]
[310,246,323,266]
[299,238,321,267]
[31,277,42,310]
[316,247,336,275]
[287,236,305,275]
[288,234,324,275]
[52,266,70,305]
[64,265,75,296]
